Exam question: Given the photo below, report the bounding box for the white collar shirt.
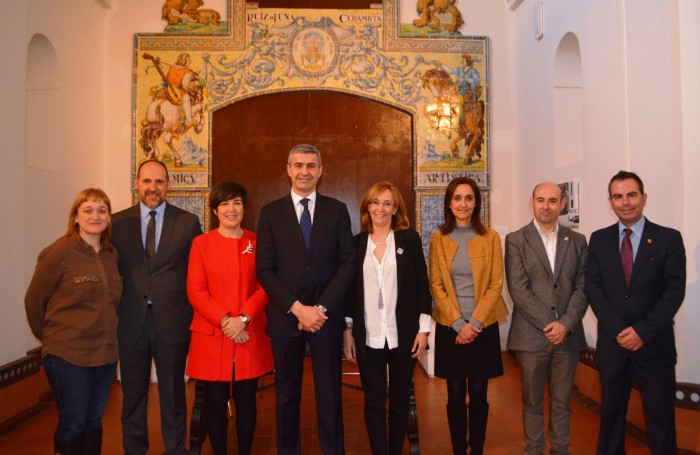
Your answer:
[363,231,399,349]
[533,219,559,273]
[291,190,317,222]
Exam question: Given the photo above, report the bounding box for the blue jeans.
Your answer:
[43,354,117,443]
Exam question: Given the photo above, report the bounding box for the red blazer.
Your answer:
[186,229,273,381]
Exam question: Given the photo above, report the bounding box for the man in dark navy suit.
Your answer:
[256,144,356,455]
[585,170,686,455]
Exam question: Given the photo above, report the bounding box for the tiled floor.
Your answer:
[0,353,649,454]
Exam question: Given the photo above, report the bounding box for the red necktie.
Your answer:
[621,228,633,286]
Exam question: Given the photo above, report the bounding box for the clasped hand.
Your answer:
[543,321,569,345]
[455,324,480,345]
[617,326,644,351]
[293,302,328,332]
[221,315,249,343]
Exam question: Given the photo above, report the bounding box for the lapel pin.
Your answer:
[647,238,652,244]
[397,248,404,255]
[564,236,569,241]
[242,240,254,255]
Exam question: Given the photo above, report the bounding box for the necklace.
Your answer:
[369,234,391,310]
[371,230,390,244]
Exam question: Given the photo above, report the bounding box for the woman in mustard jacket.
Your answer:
[429,177,509,455]
[186,181,273,455]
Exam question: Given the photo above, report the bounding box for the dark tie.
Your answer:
[300,198,312,250]
[146,210,157,265]
[621,228,633,286]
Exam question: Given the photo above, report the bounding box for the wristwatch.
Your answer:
[239,314,250,326]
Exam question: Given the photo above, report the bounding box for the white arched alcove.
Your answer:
[26,33,60,171]
[553,32,583,168]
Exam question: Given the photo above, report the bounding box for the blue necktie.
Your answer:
[300,198,312,250]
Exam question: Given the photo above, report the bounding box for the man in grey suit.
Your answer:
[112,160,202,455]
[505,182,588,455]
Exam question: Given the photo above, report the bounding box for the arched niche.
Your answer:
[26,34,60,171]
[553,32,584,168]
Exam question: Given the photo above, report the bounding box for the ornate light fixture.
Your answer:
[425,100,461,132]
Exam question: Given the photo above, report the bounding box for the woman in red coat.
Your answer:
[186,181,273,455]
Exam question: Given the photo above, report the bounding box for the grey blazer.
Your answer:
[505,221,588,352]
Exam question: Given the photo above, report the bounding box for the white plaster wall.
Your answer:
[0,1,30,367]
[510,0,698,382]
[676,0,700,383]
[0,0,111,365]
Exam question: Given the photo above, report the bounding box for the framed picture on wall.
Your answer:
[558,180,580,228]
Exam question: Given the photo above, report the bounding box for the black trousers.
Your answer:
[119,309,189,455]
[597,358,677,455]
[357,343,416,455]
[201,371,259,455]
[271,333,345,455]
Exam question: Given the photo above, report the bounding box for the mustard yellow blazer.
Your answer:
[429,227,509,328]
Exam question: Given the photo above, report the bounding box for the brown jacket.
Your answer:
[429,227,509,327]
[25,236,122,366]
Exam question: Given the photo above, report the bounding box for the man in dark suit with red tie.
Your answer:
[256,144,356,454]
[585,170,686,455]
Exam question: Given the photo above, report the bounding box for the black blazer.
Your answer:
[111,203,202,346]
[346,230,432,362]
[585,218,685,368]
[256,193,356,337]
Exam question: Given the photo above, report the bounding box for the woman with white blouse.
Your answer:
[344,182,432,455]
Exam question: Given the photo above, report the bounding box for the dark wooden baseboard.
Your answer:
[0,348,46,436]
[573,347,700,454]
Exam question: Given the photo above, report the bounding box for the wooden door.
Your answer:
[211,91,414,234]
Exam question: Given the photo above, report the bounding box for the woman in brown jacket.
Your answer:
[429,177,508,455]
[25,188,121,455]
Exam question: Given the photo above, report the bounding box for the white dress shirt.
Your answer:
[291,190,316,222]
[363,231,400,349]
[533,219,558,272]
